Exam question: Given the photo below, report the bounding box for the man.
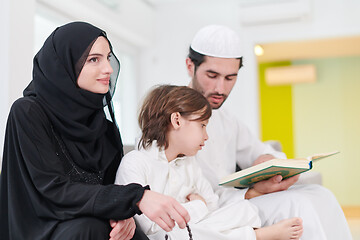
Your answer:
[186,25,352,239]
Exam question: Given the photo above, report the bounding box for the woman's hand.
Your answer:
[138,190,190,232]
[109,218,136,240]
[186,193,206,205]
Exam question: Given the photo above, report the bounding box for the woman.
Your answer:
[0,22,188,240]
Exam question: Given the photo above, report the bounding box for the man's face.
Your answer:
[187,56,240,109]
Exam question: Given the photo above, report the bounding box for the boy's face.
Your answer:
[187,56,241,109]
[177,115,209,157]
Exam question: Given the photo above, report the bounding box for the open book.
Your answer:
[219,151,339,188]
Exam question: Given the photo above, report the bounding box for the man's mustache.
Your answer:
[209,93,226,98]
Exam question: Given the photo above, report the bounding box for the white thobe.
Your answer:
[115,143,261,240]
[196,107,352,240]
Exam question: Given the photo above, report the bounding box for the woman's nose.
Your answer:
[103,60,113,74]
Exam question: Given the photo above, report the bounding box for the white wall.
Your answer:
[0,0,10,159]
[1,0,360,158]
[0,0,35,160]
[0,0,155,158]
[139,0,360,138]
[37,0,155,48]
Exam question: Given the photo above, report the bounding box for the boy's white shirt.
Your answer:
[115,142,219,234]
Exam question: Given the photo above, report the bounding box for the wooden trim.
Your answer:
[342,206,360,218]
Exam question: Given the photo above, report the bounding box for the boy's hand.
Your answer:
[186,193,206,205]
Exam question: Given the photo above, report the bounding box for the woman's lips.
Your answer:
[97,77,110,85]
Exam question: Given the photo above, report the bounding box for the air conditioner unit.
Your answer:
[265,64,316,86]
[239,0,311,26]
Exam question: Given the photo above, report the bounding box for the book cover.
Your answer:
[219,151,339,188]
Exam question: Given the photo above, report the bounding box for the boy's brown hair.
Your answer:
[138,85,211,150]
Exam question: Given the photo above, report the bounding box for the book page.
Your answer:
[308,151,339,161]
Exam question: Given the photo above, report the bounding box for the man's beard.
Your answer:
[192,75,227,110]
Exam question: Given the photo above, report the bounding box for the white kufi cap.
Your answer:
[190,25,242,58]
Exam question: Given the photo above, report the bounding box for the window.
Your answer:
[112,52,139,146]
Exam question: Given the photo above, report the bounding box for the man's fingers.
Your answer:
[278,175,299,190]
[270,175,283,183]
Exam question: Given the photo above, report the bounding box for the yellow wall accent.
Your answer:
[259,62,294,158]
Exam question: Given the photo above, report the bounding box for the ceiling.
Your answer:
[256,35,360,63]
[92,0,360,63]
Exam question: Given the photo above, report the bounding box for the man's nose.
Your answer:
[214,79,225,94]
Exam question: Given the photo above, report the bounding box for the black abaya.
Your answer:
[0,22,149,240]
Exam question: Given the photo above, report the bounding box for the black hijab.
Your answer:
[24,21,122,172]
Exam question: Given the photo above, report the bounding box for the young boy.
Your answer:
[115,85,303,240]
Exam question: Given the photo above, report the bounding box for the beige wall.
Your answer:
[293,56,360,206]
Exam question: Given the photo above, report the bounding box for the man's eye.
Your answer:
[208,74,217,78]
[226,76,236,81]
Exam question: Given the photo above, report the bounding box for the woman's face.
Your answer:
[77,36,113,94]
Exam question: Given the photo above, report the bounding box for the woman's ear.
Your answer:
[170,112,182,130]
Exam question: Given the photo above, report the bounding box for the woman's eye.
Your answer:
[89,57,98,63]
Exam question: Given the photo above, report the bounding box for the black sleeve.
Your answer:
[7,98,146,220]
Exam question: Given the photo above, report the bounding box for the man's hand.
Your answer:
[245,174,300,199]
[252,154,276,166]
[109,218,136,240]
[244,154,300,199]
[138,190,190,232]
[254,174,299,193]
